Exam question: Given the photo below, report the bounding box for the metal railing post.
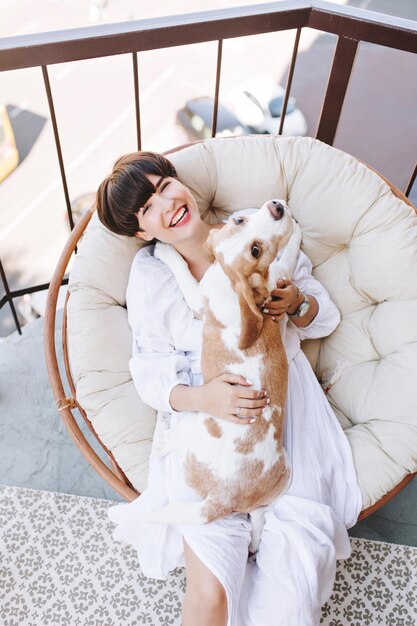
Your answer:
[42,65,75,231]
[211,39,223,138]
[315,35,359,146]
[278,27,302,136]
[0,260,22,334]
[132,51,142,151]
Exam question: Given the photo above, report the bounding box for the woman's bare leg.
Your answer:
[182,538,228,626]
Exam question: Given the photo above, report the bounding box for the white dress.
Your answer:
[108,233,362,626]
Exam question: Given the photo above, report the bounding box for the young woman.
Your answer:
[97,151,362,626]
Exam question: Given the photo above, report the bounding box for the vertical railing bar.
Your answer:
[42,65,75,231]
[405,163,417,198]
[211,39,223,138]
[0,259,22,334]
[132,51,142,151]
[278,27,302,136]
[315,36,359,146]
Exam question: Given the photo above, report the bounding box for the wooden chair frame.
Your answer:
[44,141,416,517]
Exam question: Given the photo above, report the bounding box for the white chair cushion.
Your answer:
[67,217,150,492]
[67,135,417,509]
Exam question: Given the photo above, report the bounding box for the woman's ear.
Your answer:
[203,230,216,264]
[235,277,264,350]
[135,230,154,241]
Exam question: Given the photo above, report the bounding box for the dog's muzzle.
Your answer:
[266,200,285,220]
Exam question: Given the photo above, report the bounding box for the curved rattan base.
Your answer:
[44,208,138,502]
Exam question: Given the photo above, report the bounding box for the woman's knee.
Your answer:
[183,538,227,612]
[187,569,227,610]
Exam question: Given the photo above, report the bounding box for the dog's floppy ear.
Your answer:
[248,272,270,306]
[235,276,264,350]
[203,230,216,264]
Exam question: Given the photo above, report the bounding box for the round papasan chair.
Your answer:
[45,135,417,520]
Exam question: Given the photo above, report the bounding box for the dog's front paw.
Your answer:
[291,218,302,242]
[248,506,267,555]
[155,242,187,267]
[247,549,258,564]
[248,533,261,555]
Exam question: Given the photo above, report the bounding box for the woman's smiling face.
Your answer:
[136,174,200,244]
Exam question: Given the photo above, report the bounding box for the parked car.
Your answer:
[176,97,249,141]
[226,75,308,136]
[0,105,19,183]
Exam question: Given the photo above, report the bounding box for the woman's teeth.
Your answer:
[170,206,188,227]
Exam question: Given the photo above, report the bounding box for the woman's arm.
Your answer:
[127,256,194,413]
[262,278,319,327]
[263,251,340,339]
[129,346,191,414]
[288,252,340,339]
[170,374,267,424]
[169,384,201,412]
[288,293,319,328]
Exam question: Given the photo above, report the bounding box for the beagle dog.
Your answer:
[148,200,302,551]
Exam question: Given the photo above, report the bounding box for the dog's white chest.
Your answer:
[200,264,242,340]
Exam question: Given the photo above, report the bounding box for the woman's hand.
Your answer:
[262,278,303,322]
[195,374,270,425]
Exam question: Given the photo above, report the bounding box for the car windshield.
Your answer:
[269,96,296,118]
[188,99,243,132]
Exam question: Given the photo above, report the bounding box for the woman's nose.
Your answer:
[160,195,174,212]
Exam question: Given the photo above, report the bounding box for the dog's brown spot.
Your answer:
[234,413,270,454]
[204,417,222,438]
[201,310,244,384]
[185,452,291,522]
[229,314,288,456]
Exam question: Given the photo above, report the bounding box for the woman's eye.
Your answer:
[251,244,261,258]
[143,179,170,213]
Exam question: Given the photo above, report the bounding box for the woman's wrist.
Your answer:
[286,287,305,316]
[288,294,319,327]
[169,384,203,413]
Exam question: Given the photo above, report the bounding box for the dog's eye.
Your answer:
[251,244,261,258]
[233,217,246,225]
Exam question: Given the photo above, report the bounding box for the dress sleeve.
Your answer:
[127,252,192,413]
[288,250,341,341]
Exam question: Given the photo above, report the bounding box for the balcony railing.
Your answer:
[1,0,416,334]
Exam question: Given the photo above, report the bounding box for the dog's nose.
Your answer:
[267,200,284,220]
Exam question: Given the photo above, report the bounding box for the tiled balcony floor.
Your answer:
[1,312,416,546]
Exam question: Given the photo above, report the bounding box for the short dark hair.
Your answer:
[96,151,178,236]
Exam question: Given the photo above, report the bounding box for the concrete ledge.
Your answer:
[0,312,123,502]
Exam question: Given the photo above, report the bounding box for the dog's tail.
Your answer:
[145,499,218,526]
